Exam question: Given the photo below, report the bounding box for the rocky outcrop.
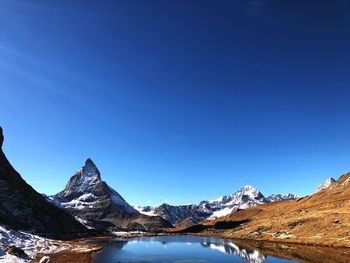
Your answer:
[0,127,87,239]
[316,177,336,192]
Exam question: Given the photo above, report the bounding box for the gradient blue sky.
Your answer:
[1,0,350,206]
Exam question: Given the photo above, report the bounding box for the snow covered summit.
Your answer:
[49,159,172,230]
[54,158,135,213]
[205,185,265,219]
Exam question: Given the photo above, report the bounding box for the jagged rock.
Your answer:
[316,177,336,192]
[39,256,51,263]
[6,246,27,258]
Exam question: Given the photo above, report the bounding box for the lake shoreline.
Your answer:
[32,230,350,263]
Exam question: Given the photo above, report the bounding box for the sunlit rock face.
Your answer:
[49,159,173,230]
[316,177,336,193]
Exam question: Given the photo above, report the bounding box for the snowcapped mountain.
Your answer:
[48,159,172,230]
[204,185,266,219]
[134,185,299,226]
[52,158,137,215]
[316,177,336,193]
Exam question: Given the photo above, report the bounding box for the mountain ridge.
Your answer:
[134,184,299,226]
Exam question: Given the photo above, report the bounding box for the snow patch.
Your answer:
[0,225,69,262]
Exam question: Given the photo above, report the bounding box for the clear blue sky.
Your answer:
[1,0,350,206]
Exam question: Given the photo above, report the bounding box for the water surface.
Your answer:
[92,235,298,263]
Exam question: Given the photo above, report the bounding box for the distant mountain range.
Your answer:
[47,158,172,231]
[134,185,299,226]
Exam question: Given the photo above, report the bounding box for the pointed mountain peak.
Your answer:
[242,185,254,190]
[85,158,95,166]
[239,185,261,195]
[0,126,3,148]
[80,158,100,179]
[233,184,264,200]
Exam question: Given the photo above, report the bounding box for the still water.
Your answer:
[92,235,299,263]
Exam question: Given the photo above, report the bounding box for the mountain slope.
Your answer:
[0,127,87,238]
[49,159,173,230]
[181,173,350,247]
[135,185,299,226]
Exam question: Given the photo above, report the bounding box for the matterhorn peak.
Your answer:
[85,158,95,166]
[80,158,101,180]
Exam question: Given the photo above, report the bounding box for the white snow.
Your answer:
[60,198,98,210]
[133,205,157,216]
[208,207,234,219]
[207,185,265,219]
[0,225,98,262]
[0,225,69,262]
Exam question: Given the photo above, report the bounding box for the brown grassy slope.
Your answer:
[175,172,350,247]
[232,239,350,263]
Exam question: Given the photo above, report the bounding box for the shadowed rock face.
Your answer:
[0,127,3,147]
[0,127,87,239]
[49,159,173,231]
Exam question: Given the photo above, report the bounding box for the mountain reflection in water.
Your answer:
[92,235,350,263]
[92,236,297,263]
[201,241,265,263]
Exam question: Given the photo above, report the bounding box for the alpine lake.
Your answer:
[89,235,350,263]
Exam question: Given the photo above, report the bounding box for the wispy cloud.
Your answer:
[0,43,88,105]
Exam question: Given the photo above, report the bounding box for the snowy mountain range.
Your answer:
[134,185,300,226]
[47,159,172,230]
